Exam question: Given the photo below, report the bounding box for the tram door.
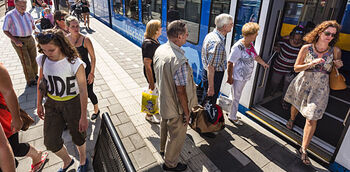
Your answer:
[253,0,350,154]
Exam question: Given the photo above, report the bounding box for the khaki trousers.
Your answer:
[11,36,38,83]
[160,115,187,168]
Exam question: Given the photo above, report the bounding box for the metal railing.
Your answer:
[93,112,136,172]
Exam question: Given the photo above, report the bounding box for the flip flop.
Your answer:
[30,152,49,172]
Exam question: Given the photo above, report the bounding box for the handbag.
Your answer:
[141,89,159,115]
[0,103,34,131]
[19,109,34,131]
[190,105,225,133]
[329,66,346,90]
[38,56,48,97]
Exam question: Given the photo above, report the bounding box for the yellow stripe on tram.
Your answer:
[246,111,331,163]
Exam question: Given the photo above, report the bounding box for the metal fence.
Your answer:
[93,112,136,172]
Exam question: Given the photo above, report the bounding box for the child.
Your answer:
[44,8,54,26]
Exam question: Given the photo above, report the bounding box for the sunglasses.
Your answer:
[37,33,55,44]
[323,31,336,37]
[295,30,304,34]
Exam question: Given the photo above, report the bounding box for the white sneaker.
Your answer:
[228,118,243,126]
[145,115,160,124]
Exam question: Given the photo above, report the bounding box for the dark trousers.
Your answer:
[87,83,98,105]
[202,70,225,104]
[8,133,30,157]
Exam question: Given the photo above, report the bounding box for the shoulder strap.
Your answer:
[41,55,47,69]
[82,36,86,47]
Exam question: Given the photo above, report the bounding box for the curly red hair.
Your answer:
[303,20,341,47]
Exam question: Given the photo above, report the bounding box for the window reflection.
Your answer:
[142,0,162,23]
[113,0,123,15]
[232,0,262,44]
[209,0,231,32]
[167,0,202,44]
[125,0,139,20]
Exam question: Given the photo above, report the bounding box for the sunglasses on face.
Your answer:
[323,31,336,37]
[295,30,304,34]
[37,33,55,44]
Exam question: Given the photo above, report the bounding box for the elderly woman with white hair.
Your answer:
[226,22,269,125]
[201,14,234,107]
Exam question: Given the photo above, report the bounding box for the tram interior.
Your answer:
[255,0,350,152]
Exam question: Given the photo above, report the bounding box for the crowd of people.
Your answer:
[1,0,97,171]
[0,0,345,171]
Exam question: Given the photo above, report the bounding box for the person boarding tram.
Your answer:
[284,20,343,165]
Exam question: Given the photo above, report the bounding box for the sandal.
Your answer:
[298,148,311,166]
[286,119,294,130]
[30,152,49,172]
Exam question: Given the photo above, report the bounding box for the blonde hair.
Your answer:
[242,22,259,36]
[44,8,51,14]
[144,20,161,39]
[65,16,79,27]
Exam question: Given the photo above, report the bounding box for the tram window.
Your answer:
[113,0,123,15]
[232,0,262,45]
[167,0,202,44]
[142,0,162,24]
[125,0,139,20]
[208,0,231,32]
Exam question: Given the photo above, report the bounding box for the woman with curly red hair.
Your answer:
[284,20,343,165]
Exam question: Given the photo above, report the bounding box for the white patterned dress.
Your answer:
[284,45,334,120]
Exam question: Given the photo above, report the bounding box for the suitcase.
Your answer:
[190,105,225,133]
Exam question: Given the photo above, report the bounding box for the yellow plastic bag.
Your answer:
[141,89,159,115]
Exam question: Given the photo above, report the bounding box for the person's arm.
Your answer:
[254,56,269,68]
[36,67,45,120]
[0,124,15,172]
[174,63,190,125]
[207,65,215,96]
[0,64,22,132]
[3,30,23,47]
[294,45,324,72]
[333,46,343,69]
[76,65,88,132]
[5,0,8,10]
[84,37,96,85]
[144,58,155,90]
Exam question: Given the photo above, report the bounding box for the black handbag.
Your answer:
[38,56,48,97]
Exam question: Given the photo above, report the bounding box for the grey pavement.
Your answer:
[0,8,329,172]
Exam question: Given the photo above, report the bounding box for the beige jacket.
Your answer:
[153,41,198,119]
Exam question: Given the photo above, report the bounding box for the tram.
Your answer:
[88,0,350,170]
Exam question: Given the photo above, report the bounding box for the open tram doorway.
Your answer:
[251,0,350,160]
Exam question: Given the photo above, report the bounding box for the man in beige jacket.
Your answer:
[153,20,197,171]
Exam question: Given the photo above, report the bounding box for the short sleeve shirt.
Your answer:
[174,63,188,86]
[36,55,86,99]
[142,38,160,83]
[229,39,257,81]
[3,9,34,37]
[201,29,227,71]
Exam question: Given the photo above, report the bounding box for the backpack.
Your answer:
[190,104,225,134]
[40,18,53,30]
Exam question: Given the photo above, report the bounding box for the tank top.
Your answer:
[305,45,334,74]
[76,37,91,77]
[0,92,13,138]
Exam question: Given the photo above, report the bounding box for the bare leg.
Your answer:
[93,104,99,114]
[302,119,317,151]
[84,14,87,26]
[25,146,42,165]
[76,143,87,165]
[55,146,73,169]
[290,105,298,120]
[87,14,90,28]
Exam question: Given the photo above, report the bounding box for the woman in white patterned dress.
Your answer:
[284,20,343,165]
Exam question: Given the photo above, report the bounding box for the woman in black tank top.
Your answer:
[66,16,100,120]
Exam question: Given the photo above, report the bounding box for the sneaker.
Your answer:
[145,115,160,124]
[228,118,243,126]
[91,110,100,120]
[162,163,187,171]
[77,158,89,172]
[57,159,74,172]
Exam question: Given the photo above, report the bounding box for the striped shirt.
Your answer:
[3,9,34,37]
[273,39,302,74]
[174,63,188,86]
[201,29,227,71]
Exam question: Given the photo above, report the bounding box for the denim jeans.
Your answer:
[35,6,43,18]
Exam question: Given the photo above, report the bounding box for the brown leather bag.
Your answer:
[190,105,225,133]
[329,66,346,90]
[19,109,34,131]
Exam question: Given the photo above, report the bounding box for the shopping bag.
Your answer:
[141,89,159,115]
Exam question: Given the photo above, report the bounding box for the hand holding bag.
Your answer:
[38,56,48,97]
[329,65,346,90]
[141,89,159,115]
[19,109,34,131]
